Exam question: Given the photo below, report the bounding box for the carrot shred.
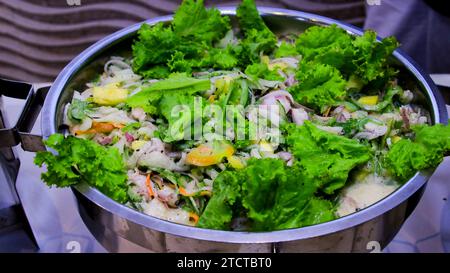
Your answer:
[189,212,199,225]
[75,121,124,135]
[179,187,211,197]
[179,187,190,196]
[145,173,155,198]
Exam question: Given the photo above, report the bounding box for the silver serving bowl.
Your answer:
[35,7,447,252]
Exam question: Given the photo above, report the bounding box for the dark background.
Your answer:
[0,0,365,82]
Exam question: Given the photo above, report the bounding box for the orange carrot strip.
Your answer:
[179,187,190,196]
[145,173,154,198]
[189,212,199,225]
[75,121,124,135]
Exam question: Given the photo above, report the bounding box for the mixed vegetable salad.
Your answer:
[35,0,450,231]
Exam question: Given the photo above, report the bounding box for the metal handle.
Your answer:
[0,78,50,152]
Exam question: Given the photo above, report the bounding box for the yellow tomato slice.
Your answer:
[357,95,379,106]
[186,142,234,167]
[75,121,123,135]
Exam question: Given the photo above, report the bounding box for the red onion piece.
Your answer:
[125,132,135,142]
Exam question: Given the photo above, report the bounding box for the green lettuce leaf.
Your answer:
[34,134,129,203]
[167,51,196,75]
[245,62,284,82]
[236,0,277,65]
[299,198,336,227]
[196,170,242,230]
[295,25,399,85]
[216,78,249,107]
[352,30,399,83]
[132,23,188,75]
[205,46,239,70]
[385,123,450,182]
[200,120,372,230]
[296,24,354,72]
[240,158,287,227]
[274,41,298,58]
[126,73,211,114]
[288,62,347,113]
[236,0,267,32]
[284,120,372,194]
[240,159,335,231]
[132,23,174,73]
[132,0,231,76]
[67,99,92,123]
[198,158,337,231]
[140,65,171,79]
[158,93,206,142]
[352,85,402,112]
[172,0,230,45]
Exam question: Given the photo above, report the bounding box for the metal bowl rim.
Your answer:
[41,7,447,244]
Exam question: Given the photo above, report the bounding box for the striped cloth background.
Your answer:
[0,0,365,82]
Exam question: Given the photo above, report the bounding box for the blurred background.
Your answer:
[1,0,448,83]
[0,0,367,82]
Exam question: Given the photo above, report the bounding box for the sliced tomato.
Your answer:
[186,141,234,167]
[75,121,123,135]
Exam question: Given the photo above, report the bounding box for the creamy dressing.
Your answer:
[140,198,193,226]
[336,174,399,217]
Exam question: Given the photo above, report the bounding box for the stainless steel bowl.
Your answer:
[20,7,449,252]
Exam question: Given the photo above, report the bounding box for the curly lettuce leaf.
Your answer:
[34,134,129,203]
[385,123,450,182]
[236,0,277,65]
[167,51,196,75]
[274,41,298,58]
[352,30,399,83]
[288,62,347,112]
[132,0,231,76]
[132,23,185,75]
[172,0,230,45]
[296,24,354,72]
[245,62,284,82]
[295,25,399,84]
[205,46,239,70]
[126,90,162,115]
[198,158,337,231]
[140,65,171,79]
[235,29,278,67]
[240,158,287,227]
[300,198,336,227]
[284,121,372,194]
[236,0,269,32]
[181,46,239,71]
[196,170,242,230]
[240,159,335,231]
